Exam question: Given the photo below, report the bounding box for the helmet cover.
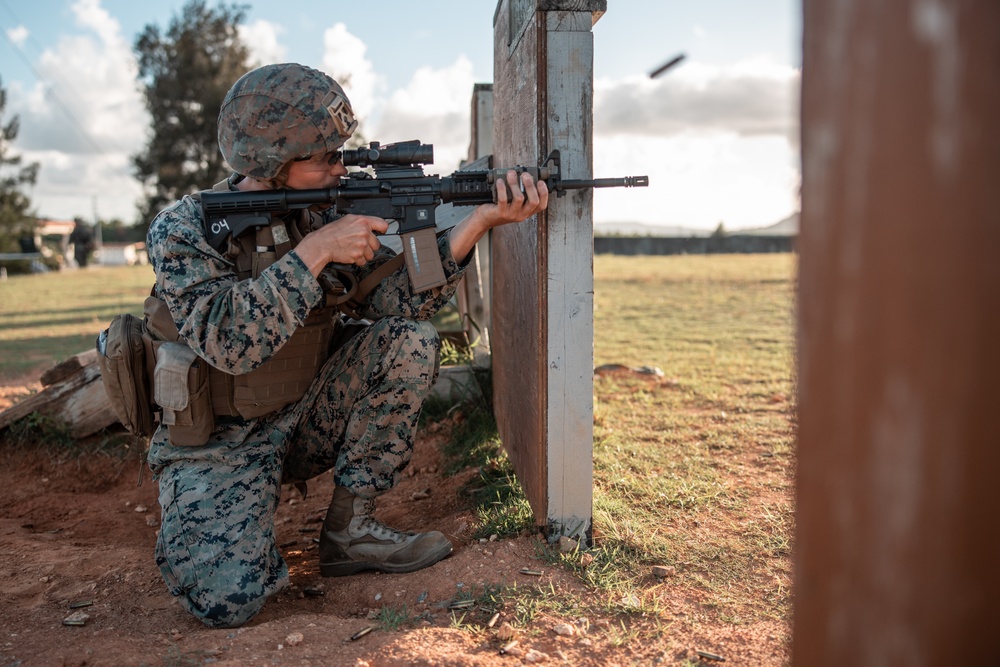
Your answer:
[218,63,358,180]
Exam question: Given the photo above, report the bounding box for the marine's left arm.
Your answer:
[356,170,549,320]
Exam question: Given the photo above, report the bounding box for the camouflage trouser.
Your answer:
[152,316,440,628]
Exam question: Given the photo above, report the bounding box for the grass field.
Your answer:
[590,253,796,624]
[0,265,154,378]
[0,254,797,656]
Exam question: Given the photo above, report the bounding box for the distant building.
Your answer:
[98,242,148,266]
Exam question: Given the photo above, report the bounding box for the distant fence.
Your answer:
[594,235,795,255]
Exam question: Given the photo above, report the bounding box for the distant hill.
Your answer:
[595,213,800,238]
[593,222,711,237]
[738,213,799,236]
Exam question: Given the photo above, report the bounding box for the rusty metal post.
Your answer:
[795,0,1000,664]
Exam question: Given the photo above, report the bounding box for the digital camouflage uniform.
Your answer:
[146,193,468,627]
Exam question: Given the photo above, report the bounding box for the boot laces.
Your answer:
[357,498,413,542]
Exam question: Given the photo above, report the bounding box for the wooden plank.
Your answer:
[492,0,595,541]
[542,10,594,540]
[493,0,547,527]
[795,0,1000,663]
[41,348,98,386]
[465,87,495,360]
[0,362,118,438]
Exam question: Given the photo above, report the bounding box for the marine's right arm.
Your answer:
[146,197,324,375]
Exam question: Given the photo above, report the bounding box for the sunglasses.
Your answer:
[293,150,343,166]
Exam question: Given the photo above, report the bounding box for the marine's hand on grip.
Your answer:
[296,214,388,276]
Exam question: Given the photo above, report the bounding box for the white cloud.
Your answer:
[239,19,287,66]
[321,23,384,121]
[7,25,28,47]
[595,59,800,147]
[593,133,800,230]
[373,56,476,172]
[71,0,119,47]
[6,0,147,221]
[318,23,475,173]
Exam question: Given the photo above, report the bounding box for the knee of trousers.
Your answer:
[368,317,441,386]
[157,535,276,628]
[185,584,269,629]
[156,474,287,628]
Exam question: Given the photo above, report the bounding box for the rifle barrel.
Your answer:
[559,176,649,189]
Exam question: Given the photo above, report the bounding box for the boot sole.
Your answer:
[319,543,453,577]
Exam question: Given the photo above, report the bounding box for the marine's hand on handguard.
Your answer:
[448,170,549,265]
[482,169,550,229]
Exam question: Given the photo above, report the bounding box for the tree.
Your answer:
[0,77,40,254]
[132,0,252,229]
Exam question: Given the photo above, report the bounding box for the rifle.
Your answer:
[200,140,648,293]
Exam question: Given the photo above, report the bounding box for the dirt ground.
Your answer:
[0,373,788,667]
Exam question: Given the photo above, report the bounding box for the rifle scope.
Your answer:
[343,140,434,168]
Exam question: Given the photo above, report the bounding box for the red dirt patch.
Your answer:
[0,376,789,666]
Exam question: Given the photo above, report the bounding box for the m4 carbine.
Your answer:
[200,140,648,293]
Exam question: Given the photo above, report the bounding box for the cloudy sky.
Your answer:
[0,0,800,231]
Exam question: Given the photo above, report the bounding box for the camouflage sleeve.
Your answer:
[355,230,472,321]
[146,196,324,374]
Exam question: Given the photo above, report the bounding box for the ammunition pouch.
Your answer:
[96,313,156,438]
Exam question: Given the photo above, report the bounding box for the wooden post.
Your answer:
[795,0,1000,663]
[491,0,604,542]
[460,84,495,365]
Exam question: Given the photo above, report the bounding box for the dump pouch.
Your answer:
[96,313,156,437]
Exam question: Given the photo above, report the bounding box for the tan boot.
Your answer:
[319,485,453,577]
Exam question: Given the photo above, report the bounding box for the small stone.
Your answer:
[411,489,430,500]
[288,498,300,505]
[557,536,578,553]
[355,660,371,667]
[652,565,676,578]
[552,623,575,637]
[374,593,382,601]
[496,622,517,641]
[62,611,90,626]
[134,505,148,513]
[621,594,641,608]
[40,576,49,583]
[579,553,594,567]
[524,648,550,663]
[145,516,159,528]
[489,534,498,542]
[285,631,304,646]
[366,609,379,620]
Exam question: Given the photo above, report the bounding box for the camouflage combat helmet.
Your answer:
[218,63,358,183]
